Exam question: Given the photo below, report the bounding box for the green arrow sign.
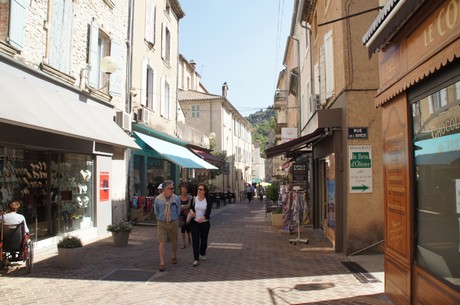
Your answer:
[351,184,369,191]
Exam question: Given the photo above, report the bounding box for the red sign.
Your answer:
[100,172,109,202]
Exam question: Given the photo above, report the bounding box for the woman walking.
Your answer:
[179,184,192,248]
[188,183,212,267]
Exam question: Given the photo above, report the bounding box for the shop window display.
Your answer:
[412,80,460,290]
[0,148,93,241]
[129,155,172,224]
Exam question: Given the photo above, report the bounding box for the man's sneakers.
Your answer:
[200,256,206,261]
[193,260,199,267]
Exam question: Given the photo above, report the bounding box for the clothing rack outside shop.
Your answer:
[129,196,156,225]
[278,186,311,244]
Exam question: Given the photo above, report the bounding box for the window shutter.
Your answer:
[324,31,334,98]
[48,0,72,73]
[319,45,326,105]
[141,58,147,106]
[314,63,319,95]
[9,0,26,50]
[88,22,99,88]
[61,0,72,73]
[164,80,170,119]
[289,69,299,96]
[161,23,166,60]
[150,68,156,111]
[146,66,153,109]
[145,0,155,44]
[160,76,165,116]
[109,38,122,96]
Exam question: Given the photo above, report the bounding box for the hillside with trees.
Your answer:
[245,107,276,157]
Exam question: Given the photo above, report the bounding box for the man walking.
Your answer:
[154,180,180,272]
[246,183,254,203]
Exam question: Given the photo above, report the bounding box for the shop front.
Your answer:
[129,124,217,224]
[363,0,460,303]
[266,109,342,249]
[0,59,139,250]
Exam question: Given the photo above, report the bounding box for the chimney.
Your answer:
[189,59,196,69]
[222,82,228,98]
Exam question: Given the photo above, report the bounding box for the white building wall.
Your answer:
[131,0,181,137]
[1,0,131,239]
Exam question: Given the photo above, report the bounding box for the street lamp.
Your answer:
[100,56,118,74]
[79,55,118,91]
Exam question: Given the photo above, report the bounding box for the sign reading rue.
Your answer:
[349,145,373,193]
[348,127,368,139]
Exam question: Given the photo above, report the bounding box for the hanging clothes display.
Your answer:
[130,196,156,224]
[278,185,306,233]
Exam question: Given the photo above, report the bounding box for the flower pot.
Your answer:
[271,212,283,227]
[58,247,83,269]
[71,219,81,230]
[112,231,130,247]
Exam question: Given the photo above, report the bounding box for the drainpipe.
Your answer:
[126,0,134,114]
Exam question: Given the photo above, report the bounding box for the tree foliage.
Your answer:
[245,107,276,157]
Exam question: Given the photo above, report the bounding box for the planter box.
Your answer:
[58,247,83,269]
[271,213,283,227]
[112,231,130,247]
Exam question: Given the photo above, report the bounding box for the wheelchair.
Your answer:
[1,221,34,273]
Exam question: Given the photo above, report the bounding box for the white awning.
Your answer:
[134,132,217,170]
[0,68,139,149]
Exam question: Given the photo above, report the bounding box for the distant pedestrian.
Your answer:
[153,180,180,272]
[179,184,192,249]
[188,183,212,267]
[246,183,254,202]
[257,185,265,201]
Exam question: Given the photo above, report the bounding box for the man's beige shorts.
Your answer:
[157,220,179,244]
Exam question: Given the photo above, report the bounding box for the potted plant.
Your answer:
[107,220,134,247]
[57,235,83,269]
[71,214,83,230]
[270,206,284,227]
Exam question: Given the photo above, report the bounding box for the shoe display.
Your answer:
[201,256,206,261]
[193,260,199,267]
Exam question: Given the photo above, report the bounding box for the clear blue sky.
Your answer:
[179,0,294,117]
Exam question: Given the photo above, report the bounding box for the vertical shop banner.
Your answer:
[100,172,109,202]
[349,145,373,193]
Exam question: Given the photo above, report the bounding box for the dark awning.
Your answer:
[190,148,225,166]
[265,108,341,159]
[265,128,324,159]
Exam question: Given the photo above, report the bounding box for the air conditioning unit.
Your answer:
[311,94,320,110]
[115,111,131,131]
[138,108,150,123]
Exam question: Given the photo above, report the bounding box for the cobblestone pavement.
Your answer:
[0,200,394,305]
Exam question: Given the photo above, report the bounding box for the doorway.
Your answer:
[318,154,336,246]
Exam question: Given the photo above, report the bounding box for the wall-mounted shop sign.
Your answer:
[348,127,368,139]
[292,163,306,185]
[349,145,373,193]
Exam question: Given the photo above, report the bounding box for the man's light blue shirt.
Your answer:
[154,194,180,222]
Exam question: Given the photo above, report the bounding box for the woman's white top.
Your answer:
[194,196,208,221]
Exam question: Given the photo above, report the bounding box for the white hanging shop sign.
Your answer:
[349,145,373,193]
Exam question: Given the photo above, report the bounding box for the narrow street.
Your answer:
[0,200,392,305]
